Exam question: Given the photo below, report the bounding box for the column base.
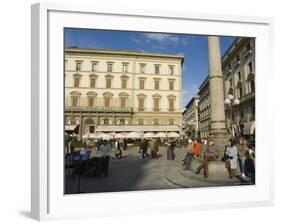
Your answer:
[209,130,230,155]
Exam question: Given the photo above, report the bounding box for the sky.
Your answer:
[65,28,235,110]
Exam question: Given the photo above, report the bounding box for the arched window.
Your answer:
[104,118,109,125]
[103,92,113,108]
[250,80,255,92]
[119,119,125,125]
[84,118,95,125]
[70,91,81,107]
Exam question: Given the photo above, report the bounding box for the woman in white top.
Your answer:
[225,139,238,178]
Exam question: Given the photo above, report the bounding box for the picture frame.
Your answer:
[31,2,274,221]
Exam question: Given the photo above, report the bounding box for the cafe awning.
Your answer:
[65,125,78,131]
[95,125,180,132]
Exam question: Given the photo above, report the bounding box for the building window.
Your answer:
[104,118,109,125]
[229,78,232,87]
[106,78,112,88]
[248,62,253,73]
[90,77,96,88]
[153,98,160,111]
[138,98,144,111]
[169,119,174,125]
[76,62,81,71]
[72,96,79,107]
[74,77,80,87]
[88,97,95,107]
[138,119,144,125]
[120,98,126,108]
[154,65,160,75]
[104,98,110,108]
[139,79,145,89]
[154,80,160,90]
[252,106,255,120]
[169,66,174,75]
[92,62,97,71]
[168,99,174,111]
[247,43,251,51]
[88,126,95,133]
[69,117,77,125]
[236,54,240,62]
[122,64,128,73]
[107,63,113,72]
[238,71,241,81]
[140,64,145,74]
[250,80,255,92]
[238,87,243,99]
[154,119,159,125]
[169,81,174,90]
[240,110,244,121]
[122,79,127,89]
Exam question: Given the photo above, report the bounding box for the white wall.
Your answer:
[0,0,280,224]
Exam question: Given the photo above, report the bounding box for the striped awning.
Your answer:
[95,125,180,132]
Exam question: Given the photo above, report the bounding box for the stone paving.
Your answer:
[65,146,253,194]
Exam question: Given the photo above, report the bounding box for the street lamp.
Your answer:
[224,94,240,137]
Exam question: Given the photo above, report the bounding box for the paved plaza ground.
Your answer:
[65,146,253,194]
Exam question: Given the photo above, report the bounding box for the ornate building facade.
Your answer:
[182,96,199,139]
[64,48,184,138]
[222,37,255,137]
[197,37,255,139]
[197,77,211,139]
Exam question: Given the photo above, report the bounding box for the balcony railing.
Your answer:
[234,60,241,68]
[243,49,253,58]
[65,106,133,113]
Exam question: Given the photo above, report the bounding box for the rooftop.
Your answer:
[65,47,185,62]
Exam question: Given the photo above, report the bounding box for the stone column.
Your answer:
[208,36,229,151]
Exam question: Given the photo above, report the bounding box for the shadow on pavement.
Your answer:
[65,152,151,194]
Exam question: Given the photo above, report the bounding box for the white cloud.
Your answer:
[130,33,192,50]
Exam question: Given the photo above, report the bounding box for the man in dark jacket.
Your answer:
[140,139,149,159]
[195,139,220,178]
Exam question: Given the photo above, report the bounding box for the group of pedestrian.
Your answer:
[139,138,160,159]
[222,137,255,181]
[182,137,255,181]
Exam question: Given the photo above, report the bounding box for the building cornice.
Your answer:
[65,47,185,63]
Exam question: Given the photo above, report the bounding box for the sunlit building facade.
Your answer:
[64,48,184,138]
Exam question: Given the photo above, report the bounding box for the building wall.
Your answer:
[197,37,255,139]
[222,38,255,134]
[183,97,199,139]
[197,78,211,139]
[64,49,184,137]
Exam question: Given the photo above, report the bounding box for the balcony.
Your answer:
[243,49,253,58]
[65,106,133,113]
[234,60,241,69]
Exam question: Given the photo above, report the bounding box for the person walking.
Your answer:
[184,138,201,170]
[167,140,176,160]
[151,138,159,159]
[224,139,238,178]
[115,139,122,159]
[195,139,220,178]
[237,137,249,178]
[99,140,112,177]
[140,139,149,159]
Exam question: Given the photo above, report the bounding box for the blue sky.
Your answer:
[65,28,235,109]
